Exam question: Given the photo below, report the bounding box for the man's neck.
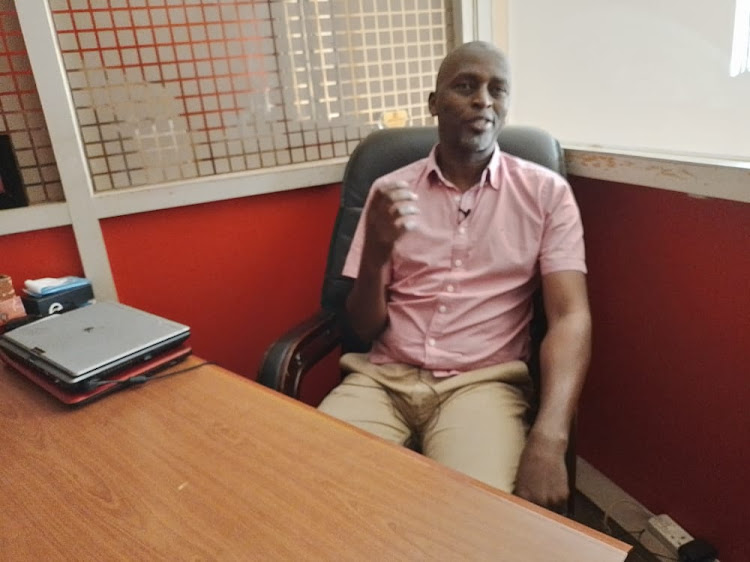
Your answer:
[436,145,494,193]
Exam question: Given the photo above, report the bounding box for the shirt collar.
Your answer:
[424,143,502,191]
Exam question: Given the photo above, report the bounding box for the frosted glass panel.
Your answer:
[47,0,454,192]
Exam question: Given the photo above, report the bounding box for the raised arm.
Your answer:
[346,181,419,342]
[514,270,591,510]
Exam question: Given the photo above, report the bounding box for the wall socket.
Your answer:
[646,513,693,554]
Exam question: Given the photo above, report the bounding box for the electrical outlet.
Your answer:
[647,513,693,554]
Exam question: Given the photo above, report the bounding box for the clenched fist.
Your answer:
[362,181,420,265]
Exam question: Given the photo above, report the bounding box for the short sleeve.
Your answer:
[539,175,587,275]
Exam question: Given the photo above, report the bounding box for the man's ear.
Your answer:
[428,92,437,116]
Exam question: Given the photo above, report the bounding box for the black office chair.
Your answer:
[258,125,577,514]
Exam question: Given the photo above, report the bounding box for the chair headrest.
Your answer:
[341,125,566,209]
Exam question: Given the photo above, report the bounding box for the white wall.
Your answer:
[508,0,750,161]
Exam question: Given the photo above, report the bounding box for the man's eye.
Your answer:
[455,82,473,92]
[490,84,508,98]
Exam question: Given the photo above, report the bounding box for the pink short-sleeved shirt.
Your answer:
[343,145,586,375]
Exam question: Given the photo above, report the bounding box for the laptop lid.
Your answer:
[0,301,190,386]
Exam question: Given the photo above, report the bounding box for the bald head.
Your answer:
[428,41,511,158]
[435,41,510,90]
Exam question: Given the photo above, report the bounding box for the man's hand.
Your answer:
[345,181,419,342]
[362,181,419,265]
[513,430,569,512]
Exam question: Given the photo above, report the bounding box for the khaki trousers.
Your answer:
[318,353,533,493]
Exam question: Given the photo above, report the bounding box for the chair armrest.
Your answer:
[258,310,341,398]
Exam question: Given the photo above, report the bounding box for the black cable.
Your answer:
[89,361,217,389]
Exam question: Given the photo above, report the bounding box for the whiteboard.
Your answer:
[507,0,750,160]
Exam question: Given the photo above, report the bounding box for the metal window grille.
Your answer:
[0,0,63,204]
[45,0,454,193]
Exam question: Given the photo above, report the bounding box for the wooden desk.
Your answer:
[0,357,630,561]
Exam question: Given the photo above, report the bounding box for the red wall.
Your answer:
[0,227,83,291]
[100,184,340,378]
[1,186,340,379]
[572,177,750,562]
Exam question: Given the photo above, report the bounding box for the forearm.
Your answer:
[533,309,591,443]
[514,272,590,508]
[346,252,389,342]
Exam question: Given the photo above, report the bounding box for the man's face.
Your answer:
[428,48,510,157]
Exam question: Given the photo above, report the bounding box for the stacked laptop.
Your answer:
[0,301,191,405]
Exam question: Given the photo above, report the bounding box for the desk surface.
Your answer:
[0,357,630,561]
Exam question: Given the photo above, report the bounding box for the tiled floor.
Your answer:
[572,492,662,562]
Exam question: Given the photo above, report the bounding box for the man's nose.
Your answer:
[472,85,493,107]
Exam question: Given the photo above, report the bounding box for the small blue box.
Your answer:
[21,283,94,316]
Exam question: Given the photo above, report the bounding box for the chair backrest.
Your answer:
[320,125,566,325]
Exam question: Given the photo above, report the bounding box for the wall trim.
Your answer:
[566,147,750,204]
[2,149,747,238]
[0,203,70,237]
[94,160,347,219]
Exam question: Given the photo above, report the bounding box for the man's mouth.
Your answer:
[466,117,494,132]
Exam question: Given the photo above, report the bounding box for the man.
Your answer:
[318,41,591,511]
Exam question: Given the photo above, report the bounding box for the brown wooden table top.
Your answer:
[0,356,630,561]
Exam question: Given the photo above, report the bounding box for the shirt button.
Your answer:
[454,259,463,267]
[446,284,454,292]
[453,195,461,203]
[428,337,436,346]
[458,226,466,234]
[438,305,447,313]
